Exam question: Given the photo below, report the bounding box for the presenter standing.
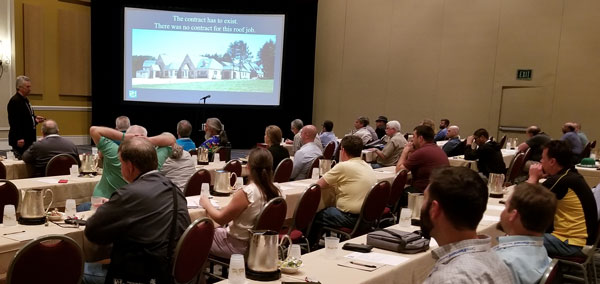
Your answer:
[7,75,45,158]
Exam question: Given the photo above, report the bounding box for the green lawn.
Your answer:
[134,79,274,93]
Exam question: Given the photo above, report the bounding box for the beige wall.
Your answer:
[313,0,600,143]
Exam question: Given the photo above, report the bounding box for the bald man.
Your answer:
[22,119,80,177]
[290,125,323,180]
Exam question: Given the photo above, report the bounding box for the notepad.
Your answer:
[344,252,409,266]
[3,231,36,242]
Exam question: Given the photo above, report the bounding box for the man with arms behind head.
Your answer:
[494,183,557,284]
[527,140,597,258]
[85,137,190,283]
[465,128,506,177]
[22,120,80,177]
[175,119,196,151]
[290,125,323,180]
[7,75,45,157]
[89,125,175,199]
[112,115,130,145]
[422,167,513,284]
[517,126,550,162]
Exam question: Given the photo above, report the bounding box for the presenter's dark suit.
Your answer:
[22,135,80,177]
[7,92,37,157]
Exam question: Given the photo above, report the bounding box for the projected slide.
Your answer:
[124,8,285,105]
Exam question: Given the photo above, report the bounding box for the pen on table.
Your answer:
[3,231,26,236]
[350,261,377,268]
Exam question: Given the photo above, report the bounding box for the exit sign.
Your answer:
[517,69,532,80]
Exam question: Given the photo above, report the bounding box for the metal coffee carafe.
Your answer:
[246,230,290,281]
[214,170,236,193]
[20,188,54,225]
[408,192,424,220]
[80,153,98,173]
[198,148,209,165]
[488,173,505,198]
[319,159,336,176]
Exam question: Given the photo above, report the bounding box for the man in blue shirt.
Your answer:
[494,183,557,284]
[560,122,583,163]
[442,125,463,157]
[290,125,322,180]
[434,118,449,142]
[175,120,197,151]
[319,120,337,149]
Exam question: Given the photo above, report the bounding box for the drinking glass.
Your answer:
[6,151,15,160]
[311,168,320,180]
[399,208,412,227]
[213,153,220,163]
[70,165,79,178]
[3,205,17,226]
[235,177,244,190]
[91,147,98,155]
[65,199,76,217]
[201,183,210,198]
[324,237,339,259]
[228,254,246,284]
[91,196,104,211]
[288,244,302,259]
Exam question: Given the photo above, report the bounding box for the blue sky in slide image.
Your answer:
[132,29,276,60]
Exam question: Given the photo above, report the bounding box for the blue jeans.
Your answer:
[83,262,108,284]
[308,207,359,246]
[77,202,91,212]
[371,163,384,169]
[543,233,585,258]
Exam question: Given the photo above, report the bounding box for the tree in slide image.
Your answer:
[227,40,252,77]
[258,39,276,79]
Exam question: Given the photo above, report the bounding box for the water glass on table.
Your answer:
[399,208,412,227]
[312,168,320,180]
[91,196,105,211]
[229,254,246,284]
[288,244,302,259]
[65,199,77,217]
[200,183,210,198]
[213,153,220,163]
[324,236,339,259]
[70,165,79,178]
[3,204,17,226]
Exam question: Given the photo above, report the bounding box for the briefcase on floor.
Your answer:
[366,229,429,254]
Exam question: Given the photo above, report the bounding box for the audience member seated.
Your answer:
[465,128,506,177]
[373,120,407,168]
[527,140,597,258]
[112,115,130,145]
[175,119,197,151]
[160,144,197,191]
[200,117,228,149]
[421,167,513,284]
[494,183,556,284]
[290,125,323,180]
[85,137,191,283]
[421,118,436,131]
[352,116,373,145]
[396,125,449,193]
[264,125,289,170]
[319,120,337,149]
[442,125,463,157]
[200,148,281,258]
[375,116,388,139]
[574,122,589,146]
[363,117,378,141]
[290,119,323,153]
[517,126,551,162]
[309,135,377,245]
[434,118,449,142]
[90,125,174,199]
[560,122,583,163]
[22,120,79,177]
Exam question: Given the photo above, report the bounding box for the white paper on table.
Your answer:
[486,204,505,211]
[37,178,62,184]
[3,231,36,242]
[344,252,409,266]
[482,215,500,222]
[278,184,298,191]
[185,196,219,209]
[375,170,395,174]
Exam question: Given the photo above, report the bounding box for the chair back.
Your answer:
[591,140,597,149]
[273,158,293,183]
[7,235,84,284]
[506,152,526,185]
[188,149,198,156]
[172,217,215,284]
[322,142,336,160]
[304,156,322,179]
[0,161,6,179]
[581,142,592,159]
[183,169,211,197]
[254,197,287,232]
[539,259,561,284]
[0,180,19,223]
[224,159,242,186]
[45,154,78,177]
[388,170,408,213]
[359,181,391,226]
[289,184,321,234]
[218,144,232,162]
[498,135,507,149]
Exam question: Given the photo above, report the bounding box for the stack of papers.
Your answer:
[344,252,409,266]
[186,196,219,209]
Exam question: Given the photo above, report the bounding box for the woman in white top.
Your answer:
[200,147,281,258]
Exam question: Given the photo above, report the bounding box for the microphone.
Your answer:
[200,95,211,100]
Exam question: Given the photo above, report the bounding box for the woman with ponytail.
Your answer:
[200,147,281,258]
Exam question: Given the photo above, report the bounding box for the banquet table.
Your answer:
[0,159,34,180]
[576,166,600,188]
[447,149,517,171]
[11,174,101,209]
[195,161,249,184]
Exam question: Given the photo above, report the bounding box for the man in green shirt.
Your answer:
[90,125,175,199]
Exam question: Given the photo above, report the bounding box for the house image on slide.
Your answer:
[135,53,261,80]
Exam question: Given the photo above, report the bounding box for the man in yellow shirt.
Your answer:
[308,135,377,247]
